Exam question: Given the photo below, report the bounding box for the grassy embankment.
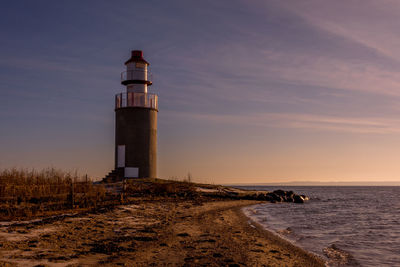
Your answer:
[0,169,200,221]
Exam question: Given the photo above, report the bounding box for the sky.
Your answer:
[2,0,400,184]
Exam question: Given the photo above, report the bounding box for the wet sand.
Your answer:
[0,199,325,266]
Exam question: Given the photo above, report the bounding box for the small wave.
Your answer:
[323,244,360,266]
[247,208,258,215]
[276,227,309,244]
[277,227,293,235]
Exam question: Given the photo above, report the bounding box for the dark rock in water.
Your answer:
[230,188,309,203]
[293,195,305,203]
[263,194,274,202]
[286,191,294,201]
[267,192,282,202]
[273,190,286,196]
[256,193,266,200]
[249,193,257,200]
[301,194,310,201]
[285,195,294,202]
[271,190,306,203]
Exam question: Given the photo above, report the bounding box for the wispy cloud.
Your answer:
[279,0,400,62]
[166,110,400,134]
[0,54,118,75]
[157,0,400,104]
[258,53,400,97]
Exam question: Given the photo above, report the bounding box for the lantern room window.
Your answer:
[136,62,145,69]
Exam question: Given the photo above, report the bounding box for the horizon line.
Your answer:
[224,181,400,186]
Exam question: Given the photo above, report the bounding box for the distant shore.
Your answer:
[0,198,324,266]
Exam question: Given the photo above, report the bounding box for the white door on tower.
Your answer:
[117,145,125,168]
[125,167,139,178]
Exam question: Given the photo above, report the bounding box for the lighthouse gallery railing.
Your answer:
[115,92,158,109]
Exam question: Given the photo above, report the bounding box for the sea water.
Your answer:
[239,186,400,266]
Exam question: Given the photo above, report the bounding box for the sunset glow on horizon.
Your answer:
[2,1,400,184]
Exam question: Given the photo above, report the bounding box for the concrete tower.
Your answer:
[109,50,158,180]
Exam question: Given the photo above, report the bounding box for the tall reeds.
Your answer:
[0,168,106,220]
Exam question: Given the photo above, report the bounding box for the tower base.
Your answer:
[115,107,158,179]
[101,168,124,183]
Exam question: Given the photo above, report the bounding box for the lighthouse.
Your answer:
[105,50,158,181]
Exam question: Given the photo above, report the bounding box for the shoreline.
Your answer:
[240,203,326,266]
[0,199,325,266]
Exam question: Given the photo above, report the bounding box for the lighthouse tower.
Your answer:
[108,50,158,180]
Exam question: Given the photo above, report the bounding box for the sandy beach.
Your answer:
[0,198,324,266]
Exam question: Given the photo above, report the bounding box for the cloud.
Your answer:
[0,53,118,75]
[189,1,400,101]
[278,0,400,62]
[257,52,400,97]
[166,110,400,134]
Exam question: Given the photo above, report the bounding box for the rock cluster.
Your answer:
[252,190,309,204]
[196,186,310,204]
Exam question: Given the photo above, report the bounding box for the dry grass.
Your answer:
[0,169,202,221]
[0,168,106,220]
[125,178,197,197]
[0,168,226,222]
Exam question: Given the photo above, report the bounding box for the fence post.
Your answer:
[123,179,126,200]
[121,179,126,204]
[70,180,75,209]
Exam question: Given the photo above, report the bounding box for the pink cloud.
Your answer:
[166,110,400,134]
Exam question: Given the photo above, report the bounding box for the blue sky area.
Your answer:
[2,1,400,183]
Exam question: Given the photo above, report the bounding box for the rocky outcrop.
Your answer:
[254,190,309,204]
[196,186,310,204]
[293,194,305,203]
